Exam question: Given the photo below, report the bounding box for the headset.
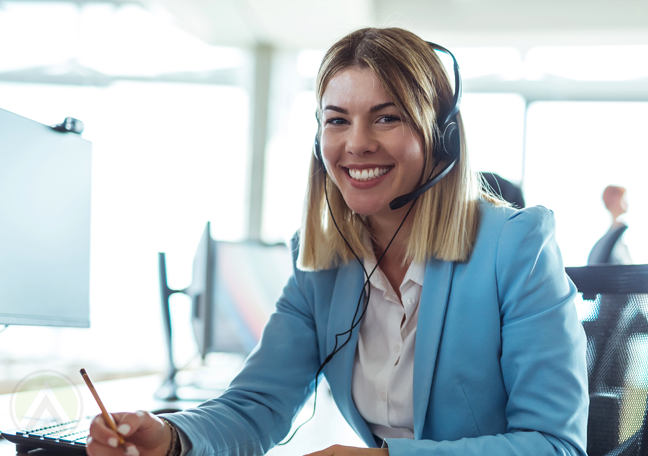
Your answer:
[313,42,462,210]
[280,41,462,446]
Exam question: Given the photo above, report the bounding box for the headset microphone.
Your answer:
[389,157,457,210]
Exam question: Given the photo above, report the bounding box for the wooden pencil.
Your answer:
[80,368,125,445]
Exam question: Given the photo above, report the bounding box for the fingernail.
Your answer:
[108,437,118,448]
[125,446,139,456]
[117,424,131,435]
[135,410,145,417]
[87,436,93,444]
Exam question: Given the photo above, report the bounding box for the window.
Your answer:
[0,2,250,383]
[461,93,526,184]
[524,101,648,266]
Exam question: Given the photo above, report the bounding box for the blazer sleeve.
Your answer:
[385,206,589,456]
[160,237,324,456]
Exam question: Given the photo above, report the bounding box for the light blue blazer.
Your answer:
[165,204,589,456]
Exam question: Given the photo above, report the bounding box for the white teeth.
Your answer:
[348,167,390,181]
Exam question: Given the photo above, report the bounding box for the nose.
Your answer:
[347,123,378,156]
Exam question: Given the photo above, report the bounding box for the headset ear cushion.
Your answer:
[314,134,322,162]
[441,121,460,158]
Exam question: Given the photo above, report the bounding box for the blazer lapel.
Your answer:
[325,260,376,446]
[413,259,454,439]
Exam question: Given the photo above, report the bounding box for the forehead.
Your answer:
[321,67,392,108]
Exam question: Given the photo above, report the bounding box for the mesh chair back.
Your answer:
[566,264,648,456]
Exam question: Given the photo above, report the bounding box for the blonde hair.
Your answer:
[298,27,502,271]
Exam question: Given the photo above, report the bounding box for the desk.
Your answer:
[0,373,364,456]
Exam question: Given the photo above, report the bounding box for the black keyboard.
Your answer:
[0,409,182,454]
[1,417,91,455]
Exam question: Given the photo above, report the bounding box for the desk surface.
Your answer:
[0,373,364,456]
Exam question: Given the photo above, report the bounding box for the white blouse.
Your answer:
[351,251,424,440]
[174,253,423,456]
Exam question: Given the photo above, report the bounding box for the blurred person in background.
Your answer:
[588,185,631,265]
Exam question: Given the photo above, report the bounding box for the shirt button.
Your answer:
[394,344,401,353]
[380,392,387,401]
[407,297,415,305]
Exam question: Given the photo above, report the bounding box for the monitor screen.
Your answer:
[0,108,92,327]
[184,223,294,358]
[205,238,294,355]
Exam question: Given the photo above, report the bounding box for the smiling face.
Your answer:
[320,67,425,222]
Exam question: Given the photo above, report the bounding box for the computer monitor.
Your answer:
[0,108,91,328]
[156,222,293,400]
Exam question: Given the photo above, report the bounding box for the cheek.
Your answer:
[320,134,338,159]
[325,165,345,191]
[398,138,425,171]
[390,127,424,159]
[320,138,344,181]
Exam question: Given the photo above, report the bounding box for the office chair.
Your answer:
[479,172,525,209]
[566,264,648,456]
[588,224,629,265]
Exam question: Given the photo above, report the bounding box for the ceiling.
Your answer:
[1,0,646,101]
[144,0,648,50]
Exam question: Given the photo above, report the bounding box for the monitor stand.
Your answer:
[154,252,242,402]
[155,356,242,402]
[155,367,179,402]
[155,252,182,401]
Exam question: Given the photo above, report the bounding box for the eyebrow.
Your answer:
[323,102,396,115]
[323,105,348,114]
[369,102,396,113]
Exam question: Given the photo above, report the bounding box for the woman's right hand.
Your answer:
[87,411,172,456]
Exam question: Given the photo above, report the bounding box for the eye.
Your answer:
[324,117,348,126]
[378,115,401,124]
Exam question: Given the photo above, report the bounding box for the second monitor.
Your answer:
[157,223,293,400]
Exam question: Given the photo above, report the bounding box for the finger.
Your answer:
[304,450,330,456]
[89,415,122,448]
[86,436,132,456]
[115,410,168,451]
[123,443,140,456]
[113,411,150,438]
[304,445,338,456]
[87,418,141,456]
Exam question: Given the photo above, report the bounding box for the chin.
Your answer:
[344,199,389,217]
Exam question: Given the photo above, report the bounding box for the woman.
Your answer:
[88,27,588,456]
